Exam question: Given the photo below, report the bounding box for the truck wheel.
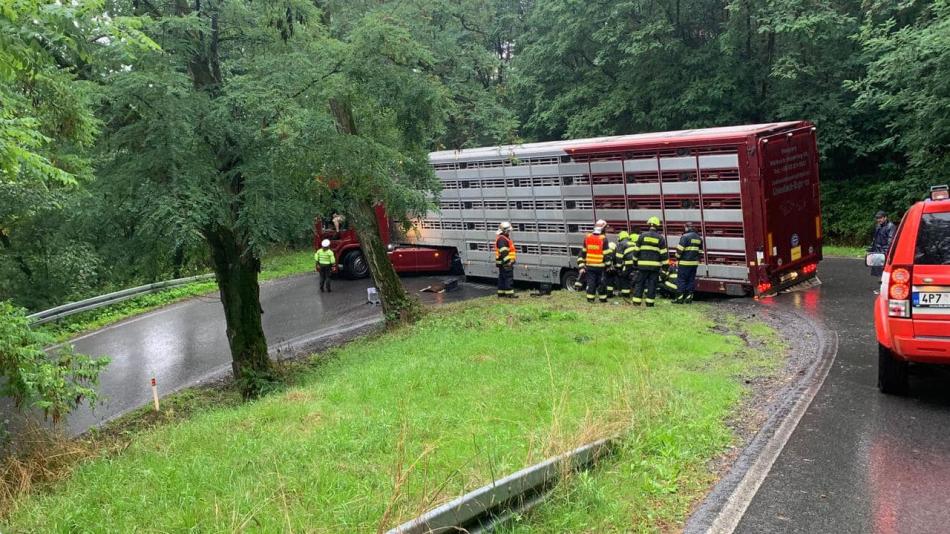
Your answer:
[878,343,908,395]
[343,251,370,279]
[449,253,464,275]
[560,269,580,292]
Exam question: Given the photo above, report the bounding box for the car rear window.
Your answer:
[915,212,950,265]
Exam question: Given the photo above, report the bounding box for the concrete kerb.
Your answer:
[683,304,839,534]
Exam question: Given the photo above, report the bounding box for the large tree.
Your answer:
[97,0,448,395]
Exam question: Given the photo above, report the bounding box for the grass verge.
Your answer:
[5,293,781,532]
[823,244,865,258]
[36,249,314,344]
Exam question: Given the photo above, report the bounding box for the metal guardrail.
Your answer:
[27,274,216,326]
[387,437,616,534]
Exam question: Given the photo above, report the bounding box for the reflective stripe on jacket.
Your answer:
[584,233,605,267]
[495,234,516,265]
[315,248,336,266]
[635,230,668,270]
[676,232,703,266]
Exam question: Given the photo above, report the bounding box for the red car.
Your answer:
[875,185,950,394]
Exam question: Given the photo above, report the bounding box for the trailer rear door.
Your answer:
[758,127,822,278]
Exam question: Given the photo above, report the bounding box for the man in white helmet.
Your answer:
[314,239,336,293]
[495,221,518,298]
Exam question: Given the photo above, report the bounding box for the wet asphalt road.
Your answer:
[45,274,491,435]
[736,257,950,533]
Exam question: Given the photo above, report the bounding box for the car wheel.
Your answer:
[878,343,909,395]
[560,269,580,292]
[343,250,370,279]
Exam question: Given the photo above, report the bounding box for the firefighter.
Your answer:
[616,230,637,300]
[632,216,668,307]
[314,239,336,293]
[660,261,679,298]
[603,241,618,300]
[574,248,587,290]
[584,220,608,303]
[674,222,703,304]
[495,222,517,298]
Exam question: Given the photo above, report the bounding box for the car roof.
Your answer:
[922,198,950,214]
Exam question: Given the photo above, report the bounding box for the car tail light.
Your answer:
[802,263,817,275]
[757,281,772,295]
[887,266,912,318]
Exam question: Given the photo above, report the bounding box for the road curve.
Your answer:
[734,258,950,533]
[37,274,491,436]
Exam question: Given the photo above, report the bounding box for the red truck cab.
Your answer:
[313,206,459,279]
[875,185,950,394]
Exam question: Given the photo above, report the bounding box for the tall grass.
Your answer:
[5,294,779,532]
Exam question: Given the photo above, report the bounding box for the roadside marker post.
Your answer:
[151,378,160,411]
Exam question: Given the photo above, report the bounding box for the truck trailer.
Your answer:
[317,121,823,296]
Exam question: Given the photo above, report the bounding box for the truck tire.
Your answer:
[343,250,370,280]
[560,269,580,292]
[878,343,908,395]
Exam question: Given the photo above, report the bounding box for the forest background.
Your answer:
[3,0,947,311]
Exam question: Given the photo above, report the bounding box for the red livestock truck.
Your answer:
[316,121,823,296]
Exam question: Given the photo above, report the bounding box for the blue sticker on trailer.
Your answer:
[912,292,919,306]
[791,233,800,247]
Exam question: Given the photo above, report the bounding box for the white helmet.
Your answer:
[498,221,512,233]
[321,239,330,247]
[595,219,607,228]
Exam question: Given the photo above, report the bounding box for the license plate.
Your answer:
[913,292,950,308]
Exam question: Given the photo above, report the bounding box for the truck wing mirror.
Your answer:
[866,253,886,267]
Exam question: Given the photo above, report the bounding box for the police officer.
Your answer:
[314,239,336,293]
[584,220,608,303]
[495,221,518,298]
[633,216,668,307]
[674,222,703,304]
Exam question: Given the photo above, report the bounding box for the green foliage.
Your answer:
[5,294,778,531]
[0,301,108,424]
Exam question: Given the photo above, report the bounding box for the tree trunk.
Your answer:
[349,200,421,326]
[329,98,422,327]
[206,226,274,397]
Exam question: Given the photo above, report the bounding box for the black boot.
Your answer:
[685,293,694,304]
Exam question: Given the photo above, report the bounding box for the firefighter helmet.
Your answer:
[647,216,661,227]
[498,221,512,233]
[618,230,629,240]
[595,219,607,228]
[321,239,331,247]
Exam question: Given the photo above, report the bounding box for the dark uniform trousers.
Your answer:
[586,267,606,302]
[677,266,697,296]
[497,265,514,295]
[319,266,332,291]
[634,270,659,304]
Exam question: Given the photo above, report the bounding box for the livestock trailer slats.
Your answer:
[412,122,822,295]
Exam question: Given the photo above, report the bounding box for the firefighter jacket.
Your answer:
[618,237,637,269]
[495,234,516,266]
[676,232,703,267]
[583,233,606,268]
[603,242,617,272]
[576,249,587,269]
[635,230,668,271]
[315,248,336,266]
[661,264,679,292]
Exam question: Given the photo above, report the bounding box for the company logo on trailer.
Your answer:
[791,233,800,247]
